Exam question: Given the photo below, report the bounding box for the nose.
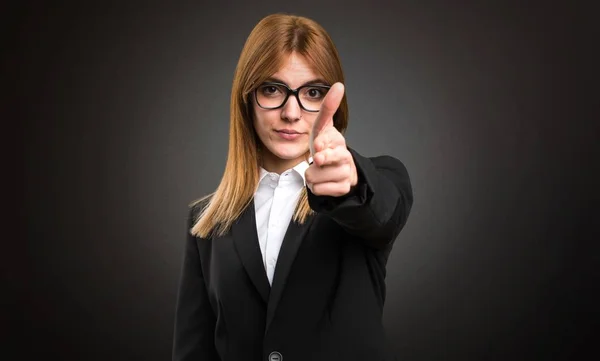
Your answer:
[280,95,302,122]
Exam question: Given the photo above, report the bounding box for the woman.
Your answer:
[172,13,413,361]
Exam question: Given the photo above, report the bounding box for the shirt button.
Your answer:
[268,351,282,361]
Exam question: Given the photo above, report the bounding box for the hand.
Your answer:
[306,82,358,197]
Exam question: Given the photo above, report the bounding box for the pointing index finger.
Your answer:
[310,82,345,157]
[314,82,345,133]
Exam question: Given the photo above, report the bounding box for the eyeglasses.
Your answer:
[254,81,331,112]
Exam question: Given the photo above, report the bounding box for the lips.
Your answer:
[274,129,304,141]
[276,129,302,134]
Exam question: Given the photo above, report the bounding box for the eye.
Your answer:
[259,84,283,97]
[304,87,326,99]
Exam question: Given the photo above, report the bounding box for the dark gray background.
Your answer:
[13,1,597,360]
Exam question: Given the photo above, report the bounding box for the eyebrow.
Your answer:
[265,77,329,87]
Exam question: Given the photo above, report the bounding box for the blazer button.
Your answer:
[268,351,282,361]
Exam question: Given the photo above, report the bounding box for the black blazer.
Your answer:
[172,148,413,361]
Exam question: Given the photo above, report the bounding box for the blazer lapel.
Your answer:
[265,213,315,335]
[231,200,270,304]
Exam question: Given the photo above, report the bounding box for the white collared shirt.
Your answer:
[254,160,310,286]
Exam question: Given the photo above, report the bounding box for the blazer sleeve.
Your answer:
[172,207,219,361]
[307,147,413,250]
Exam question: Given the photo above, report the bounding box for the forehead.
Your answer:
[270,52,321,87]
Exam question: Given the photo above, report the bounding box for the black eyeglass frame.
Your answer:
[254,81,331,113]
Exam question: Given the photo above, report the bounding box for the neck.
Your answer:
[261,154,308,174]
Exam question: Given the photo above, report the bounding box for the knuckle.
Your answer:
[312,184,322,195]
[342,163,351,175]
[318,139,326,151]
[318,155,326,166]
[343,182,351,194]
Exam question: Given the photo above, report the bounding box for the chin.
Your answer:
[271,145,307,160]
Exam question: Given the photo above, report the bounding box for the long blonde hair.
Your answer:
[191,13,349,238]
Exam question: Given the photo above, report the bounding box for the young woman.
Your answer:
[173,13,413,361]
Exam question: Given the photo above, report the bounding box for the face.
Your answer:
[253,52,325,173]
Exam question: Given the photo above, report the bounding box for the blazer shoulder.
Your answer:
[370,154,409,174]
[365,153,413,209]
[348,147,409,175]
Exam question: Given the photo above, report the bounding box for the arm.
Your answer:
[172,207,219,361]
[307,147,413,250]
[306,83,413,250]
